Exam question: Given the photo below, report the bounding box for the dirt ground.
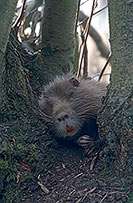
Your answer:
[20,132,131,203]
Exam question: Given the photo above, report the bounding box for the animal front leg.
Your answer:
[77,135,96,156]
[77,135,104,157]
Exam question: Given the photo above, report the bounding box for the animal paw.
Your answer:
[77,135,94,148]
[77,135,104,157]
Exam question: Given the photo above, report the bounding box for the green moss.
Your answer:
[9,136,36,162]
[0,136,37,202]
[126,192,133,203]
[100,163,116,184]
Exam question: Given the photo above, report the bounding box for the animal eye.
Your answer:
[64,114,69,119]
[58,118,62,122]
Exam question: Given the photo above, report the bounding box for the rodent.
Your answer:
[39,76,106,150]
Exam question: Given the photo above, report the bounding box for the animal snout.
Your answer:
[57,112,69,122]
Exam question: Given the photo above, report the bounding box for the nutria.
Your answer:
[39,76,106,151]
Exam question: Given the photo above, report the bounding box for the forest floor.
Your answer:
[20,131,131,203]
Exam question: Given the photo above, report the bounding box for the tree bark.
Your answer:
[0,31,35,117]
[0,0,18,58]
[0,2,38,201]
[98,0,133,177]
[0,0,18,107]
[30,0,79,94]
[0,1,79,201]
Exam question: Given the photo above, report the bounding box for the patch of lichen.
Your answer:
[0,136,37,202]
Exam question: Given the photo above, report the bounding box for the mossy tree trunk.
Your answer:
[0,0,18,109]
[0,1,37,201]
[0,1,79,202]
[98,0,133,179]
[0,0,18,64]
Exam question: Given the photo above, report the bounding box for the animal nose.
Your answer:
[66,124,74,133]
[57,112,69,122]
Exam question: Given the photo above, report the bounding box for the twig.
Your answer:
[98,54,111,81]
[80,0,89,6]
[76,0,96,79]
[74,173,83,178]
[100,192,108,203]
[78,6,108,27]
[78,187,97,202]
[12,0,26,29]
[37,181,50,194]
[93,5,108,16]
[112,196,121,203]
[90,155,98,170]
[78,17,88,27]
[78,11,110,58]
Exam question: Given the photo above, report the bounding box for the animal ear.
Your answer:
[70,77,80,87]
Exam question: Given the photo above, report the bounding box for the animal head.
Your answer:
[39,76,106,139]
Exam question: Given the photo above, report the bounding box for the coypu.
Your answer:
[39,76,106,152]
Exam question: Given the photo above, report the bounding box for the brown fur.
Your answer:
[39,76,106,139]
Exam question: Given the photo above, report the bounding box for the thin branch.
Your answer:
[76,0,96,79]
[80,0,89,6]
[100,192,108,203]
[12,0,26,29]
[78,6,108,27]
[98,54,111,81]
[79,11,110,59]
[93,5,108,16]
[78,17,88,27]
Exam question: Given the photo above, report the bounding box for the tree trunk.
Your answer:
[41,0,78,71]
[98,0,133,178]
[0,2,39,202]
[0,0,18,107]
[29,0,79,94]
[0,0,18,58]
[0,1,79,202]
